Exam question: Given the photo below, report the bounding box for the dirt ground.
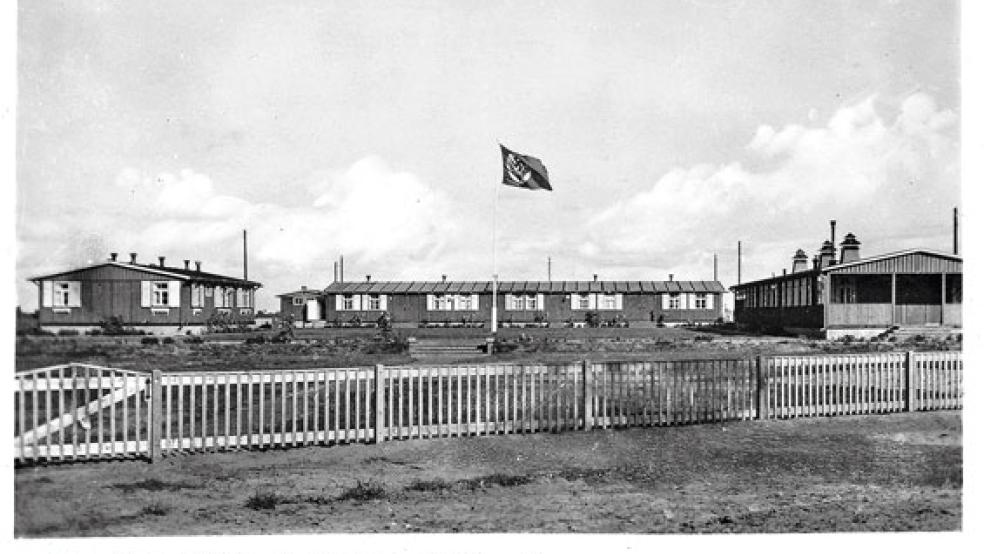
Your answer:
[14,410,961,536]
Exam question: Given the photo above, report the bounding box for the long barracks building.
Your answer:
[280,277,726,328]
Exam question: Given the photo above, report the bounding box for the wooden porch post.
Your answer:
[890,273,897,325]
[940,273,946,325]
[150,370,163,463]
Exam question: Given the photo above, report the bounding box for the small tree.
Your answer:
[585,311,600,328]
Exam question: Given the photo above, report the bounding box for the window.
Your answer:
[343,295,355,310]
[238,288,252,308]
[292,297,304,306]
[457,295,472,310]
[668,293,681,309]
[578,294,590,309]
[427,294,474,311]
[152,282,170,307]
[54,282,71,307]
[600,294,616,310]
[368,294,381,310]
[694,293,708,309]
[225,288,236,308]
[191,284,205,308]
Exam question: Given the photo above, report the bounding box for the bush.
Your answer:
[245,335,267,345]
[585,311,600,328]
[336,480,387,502]
[245,491,281,510]
[184,336,204,344]
[56,329,80,336]
[140,337,160,346]
[162,337,175,345]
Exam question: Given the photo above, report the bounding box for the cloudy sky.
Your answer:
[15,0,960,312]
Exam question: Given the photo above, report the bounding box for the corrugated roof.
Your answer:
[322,280,726,294]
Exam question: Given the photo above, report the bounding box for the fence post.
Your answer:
[905,351,916,412]
[150,370,163,463]
[755,356,769,420]
[374,364,385,443]
[582,360,593,431]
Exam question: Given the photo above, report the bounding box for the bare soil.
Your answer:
[15,411,961,536]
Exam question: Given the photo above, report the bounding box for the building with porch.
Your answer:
[731,229,961,338]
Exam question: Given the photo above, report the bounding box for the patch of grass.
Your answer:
[245,491,282,510]
[111,478,198,493]
[406,478,455,492]
[140,502,171,516]
[336,479,388,502]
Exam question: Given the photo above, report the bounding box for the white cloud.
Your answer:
[585,92,959,282]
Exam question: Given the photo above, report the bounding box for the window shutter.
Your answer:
[380,294,388,311]
[335,294,343,311]
[213,287,223,308]
[707,293,715,309]
[41,281,53,307]
[471,293,479,309]
[661,294,669,310]
[141,281,151,308]
[536,294,544,311]
[588,294,597,310]
[570,294,577,310]
[168,281,181,307]
[426,294,435,311]
[68,281,82,307]
[615,294,623,310]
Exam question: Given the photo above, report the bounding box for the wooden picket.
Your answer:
[15,351,962,464]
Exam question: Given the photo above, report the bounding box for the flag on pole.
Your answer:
[500,144,552,191]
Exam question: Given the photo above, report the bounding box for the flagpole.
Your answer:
[491,166,499,335]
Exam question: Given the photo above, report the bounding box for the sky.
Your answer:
[14,0,961,312]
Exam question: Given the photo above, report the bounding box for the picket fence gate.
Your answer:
[13,351,962,464]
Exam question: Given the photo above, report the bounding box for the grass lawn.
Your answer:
[14,410,961,535]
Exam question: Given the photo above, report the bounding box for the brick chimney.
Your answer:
[818,240,837,268]
[183,259,190,270]
[109,252,118,262]
[442,274,447,282]
[839,233,861,264]
[366,275,372,282]
[791,249,809,273]
[158,256,166,268]
[129,252,137,264]
[194,261,201,272]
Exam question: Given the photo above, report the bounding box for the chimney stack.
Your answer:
[195,261,201,272]
[839,233,861,264]
[129,252,137,264]
[243,229,248,281]
[442,274,447,282]
[954,207,959,255]
[830,220,836,247]
[593,274,598,282]
[184,259,190,270]
[668,273,674,282]
[818,240,837,268]
[109,252,118,262]
[301,285,307,292]
[339,255,344,282]
[713,253,718,282]
[791,249,809,273]
[158,256,166,268]
[333,262,338,283]
[366,274,371,282]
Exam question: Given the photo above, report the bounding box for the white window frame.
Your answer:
[668,293,681,310]
[694,293,708,309]
[191,284,205,308]
[293,297,304,306]
[53,281,71,307]
[578,294,590,310]
[367,294,381,311]
[343,295,355,310]
[152,281,170,307]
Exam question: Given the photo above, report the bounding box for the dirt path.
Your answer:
[15,411,961,535]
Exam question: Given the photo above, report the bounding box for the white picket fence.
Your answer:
[13,351,962,464]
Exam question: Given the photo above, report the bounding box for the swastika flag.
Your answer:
[500,144,552,191]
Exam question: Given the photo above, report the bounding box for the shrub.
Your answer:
[184,336,204,344]
[140,502,171,516]
[245,335,267,345]
[336,480,387,502]
[245,491,281,510]
[584,311,600,328]
[141,337,160,346]
[57,329,80,336]
[162,337,175,345]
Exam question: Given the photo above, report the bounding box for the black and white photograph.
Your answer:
[6,0,975,546]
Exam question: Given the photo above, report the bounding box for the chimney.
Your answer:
[782,269,787,275]
[109,252,118,262]
[668,273,674,282]
[333,262,338,283]
[812,255,820,271]
[791,249,809,273]
[954,207,959,255]
[183,259,190,270]
[713,253,718,282]
[593,274,598,282]
[195,261,201,272]
[301,285,307,292]
[129,252,137,264]
[442,274,447,282]
[158,256,166,268]
[243,229,248,281]
[839,233,861,264]
[366,274,372,282]
[818,240,837,268]
[830,220,836,247]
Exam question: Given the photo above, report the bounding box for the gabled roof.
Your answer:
[30,261,262,287]
[322,280,726,295]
